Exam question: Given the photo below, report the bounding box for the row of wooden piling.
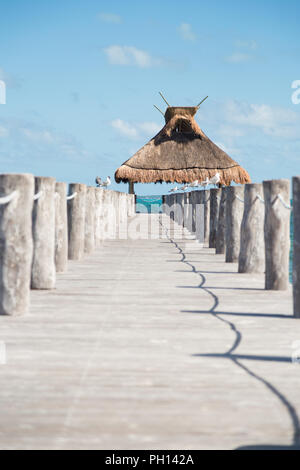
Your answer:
[0,173,135,316]
[163,177,299,318]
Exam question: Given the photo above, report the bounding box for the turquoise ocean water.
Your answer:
[136,196,163,214]
[135,196,294,282]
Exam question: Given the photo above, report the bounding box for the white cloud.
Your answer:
[225,40,258,64]
[0,118,91,167]
[138,122,161,135]
[111,119,160,140]
[111,119,138,139]
[0,67,21,88]
[103,45,162,68]
[98,12,122,24]
[21,128,55,143]
[0,125,8,138]
[178,23,196,41]
[223,100,300,138]
[235,40,257,50]
[225,52,252,63]
[198,99,300,182]
[218,124,245,138]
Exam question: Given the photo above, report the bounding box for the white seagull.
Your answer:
[209,172,221,186]
[188,180,199,188]
[169,186,178,193]
[200,177,210,187]
[179,184,189,191]
[95,176,102,187]
[101,176,111,189]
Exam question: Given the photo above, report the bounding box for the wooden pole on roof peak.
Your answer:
[159,92,170,107]
[153,105,165,116]
[197,96,208,108]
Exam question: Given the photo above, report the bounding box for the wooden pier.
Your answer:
[0,213,299,450]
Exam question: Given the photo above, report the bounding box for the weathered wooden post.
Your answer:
[0,174,34,315]
[55,182,68,273]
[173,193,178,224]
[209,188,221,248]
[128,194,135,217]
[120,192,128,224]
[31,176,56,289]
[105,190,119,239]
[190,191,197,234]
[94,187,104,245]
[173,194,178,223]
[129,182,135,195]
[113,191,120,239]
[166,194,173,220]
[293,176,300,318]
[176,193,184,227]
[263,179,290,290]
[163,194,173,235]
[101,189,110,239]
[118,193,128,239]
[187,192,195,233]
[194,191,205,244]
[183,193,190,228]
[67,183,86,260]
[172,193,184,225]
[238,183,265,273]
[216,188,226,254]
[162,195,166,213]
[225,186,244,263]
[203,189,210,245]
[84,186,96,255]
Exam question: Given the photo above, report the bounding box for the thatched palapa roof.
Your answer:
[115,102,251,186]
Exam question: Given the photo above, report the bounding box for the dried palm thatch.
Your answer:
[115,105,251,186]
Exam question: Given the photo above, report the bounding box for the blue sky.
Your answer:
[0,0,299,195]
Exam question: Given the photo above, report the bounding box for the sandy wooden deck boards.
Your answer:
[0,214,299,450]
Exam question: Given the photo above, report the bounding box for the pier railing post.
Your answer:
[101,190,112,239]
[177,193,184,227]
[293,176,300,318]
[183,193,189,228]
[190,191,196,234]
[186,192,195,234]
[263,178,290,290]
[203,189,210,245]
[238,183,265,273]
[67,183,86,260]
[55,182,68,273]
[94,187,104,246]
[216,188,226,254]
[31,176,56,289]
[194,191,205,244]
[118,192,128,239]
[0,174,34,315]
[84,186,96,255]
[128,194,135,217]
[173,194,178,223]
[225,186,244,263]
[209,188,221,248]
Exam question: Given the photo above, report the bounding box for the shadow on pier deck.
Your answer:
[0,214,299,450]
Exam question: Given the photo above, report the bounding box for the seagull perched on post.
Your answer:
[209,172,221,186]
[200,177,210,187]
[179,184,189,191]
[169,186,178,193]
[95,176,102,187]
[188,180,199,188]
[101,176,111,189]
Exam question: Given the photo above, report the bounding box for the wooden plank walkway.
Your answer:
[0,214,299,450]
